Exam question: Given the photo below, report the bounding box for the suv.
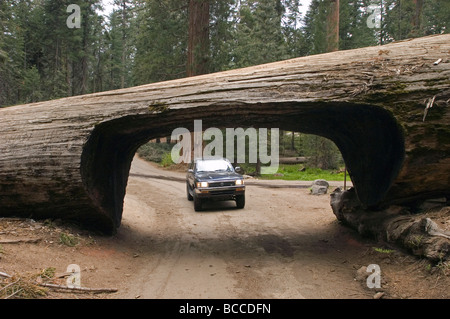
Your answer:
[186,158,245,211]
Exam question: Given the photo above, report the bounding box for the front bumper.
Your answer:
[195,185,245,200]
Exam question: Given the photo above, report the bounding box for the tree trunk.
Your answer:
[121,0,127,89]
[81,7,89,95]
[326,0,339,52]
[187,0,210,77]
[411,0,423,37]
[0,35,449,234]
[291,132,295,151]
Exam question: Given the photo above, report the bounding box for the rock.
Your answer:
[312,179,329,187]
[311,185,328,195]
[373,292,385,299]
[310,179,329,195]
[355,266,369,282]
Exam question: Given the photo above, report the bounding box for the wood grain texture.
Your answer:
[1,34,449,233]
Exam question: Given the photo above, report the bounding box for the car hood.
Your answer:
[195,172,243,181]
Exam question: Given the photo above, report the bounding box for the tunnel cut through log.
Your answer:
[0,34,449,234]
[80,102,405,230]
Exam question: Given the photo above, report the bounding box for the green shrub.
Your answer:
[260,164,347,181]
[137,142,173,163]
[59,233,79,247]
[160,152,175,167]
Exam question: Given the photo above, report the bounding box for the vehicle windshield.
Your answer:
[196,160,234,173]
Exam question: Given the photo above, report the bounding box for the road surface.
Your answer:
[114,156,381,299]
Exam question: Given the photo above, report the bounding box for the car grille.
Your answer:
[210,190,235,196]
[209,181,235,188]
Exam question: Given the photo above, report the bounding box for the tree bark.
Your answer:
[326,0,339,52]
[187,0,210,77]
[121,0,127,89]
[0,35,449,234]
[331,188,450,261]
[411,0,424,37]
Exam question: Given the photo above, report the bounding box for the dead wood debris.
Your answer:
[38,283,118,294]
[423,95,436,122]
[0,238,42,244]
[0,218,118,298]
[0,276,47,299]
[1,271,118,299]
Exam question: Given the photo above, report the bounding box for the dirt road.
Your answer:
[1,156,448,299]
[113,157,448,299]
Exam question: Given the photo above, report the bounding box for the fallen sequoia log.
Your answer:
[331,188,450,261]
[0,35,449,242]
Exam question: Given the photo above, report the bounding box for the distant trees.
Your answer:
[133,0,188,85]
[2,0,448,108]
[0,0,106,105]
[2,0,448,172]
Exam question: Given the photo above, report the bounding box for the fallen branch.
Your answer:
[0,279,21,299]
[4,288,23,299]
[0,271,12,278]
[0,238,42,244]
[38,282,118,294]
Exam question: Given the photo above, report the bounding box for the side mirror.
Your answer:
[235,167,243,174]
[188,169,194,173]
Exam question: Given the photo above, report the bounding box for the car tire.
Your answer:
[194,193,202,211]
[236,195,245,209]
[187,183,193,201]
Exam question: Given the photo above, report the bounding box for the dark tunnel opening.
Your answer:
[80,102,405,232]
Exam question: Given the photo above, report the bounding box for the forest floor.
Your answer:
[0,156,449,300]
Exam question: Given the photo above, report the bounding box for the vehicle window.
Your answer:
[196,160,233,172]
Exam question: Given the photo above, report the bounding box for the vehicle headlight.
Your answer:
[235,179,244,186]
[197,181,209,188]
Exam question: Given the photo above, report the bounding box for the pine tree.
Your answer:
[233,0,287,68]
[302,0,328,55]
[339,0,377,50]
[133,0,188,85]
[209,0,236,72]
[106,9,129,89]
[383,0,449,41]
[282,0,307,58]
[90,11,108,93]
[110,0,136,88]
[384,0,417,41]
[1,0,44,105]
[0,0,16,106]
[423,0,450,35]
